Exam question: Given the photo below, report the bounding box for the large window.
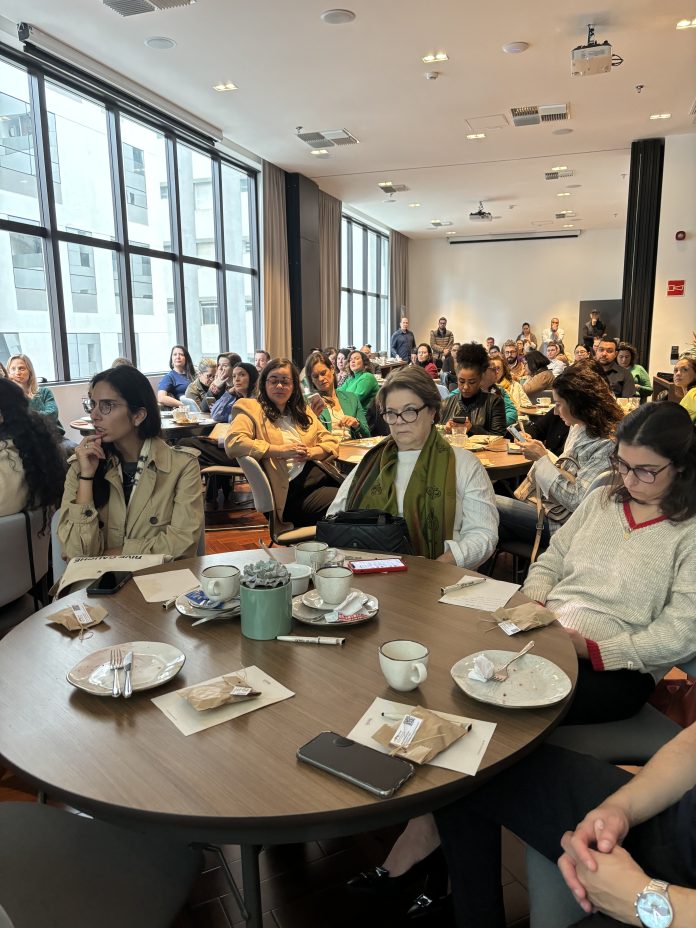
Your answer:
[0,53,259,381]
[339,216,389,352]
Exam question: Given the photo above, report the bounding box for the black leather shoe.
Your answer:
[407,892,454,923]
[346,866,392,893]
[347,847,445,896]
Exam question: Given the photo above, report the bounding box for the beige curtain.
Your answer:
[262,161,292,358]
[389,230,409,330]
[318,190,342,348]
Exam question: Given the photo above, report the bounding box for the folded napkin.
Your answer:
[468,653,495,682]
[323,591,369,623]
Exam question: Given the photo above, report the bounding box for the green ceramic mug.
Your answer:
[240,581,292,640]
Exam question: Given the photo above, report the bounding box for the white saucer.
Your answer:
[301,588,362,611]
[175,593,241,619]
[292,593,378,626]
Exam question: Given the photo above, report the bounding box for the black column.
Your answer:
[621,138,665,363]
[285,173,321,367]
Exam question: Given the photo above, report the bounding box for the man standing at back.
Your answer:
[429,316,454,368]
[390,316,417,362]
[596,337,636,397]
[541,316,564,347]
[582,309,606,349]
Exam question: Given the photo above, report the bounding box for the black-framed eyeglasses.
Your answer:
[382,404,426,425]
[82,397,126,416]
[610,453,672,484]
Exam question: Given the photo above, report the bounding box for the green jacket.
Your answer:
[319,389,370,438]
[341,370,380,411]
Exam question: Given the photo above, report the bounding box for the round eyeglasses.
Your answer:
[610,453,671,484]
[382,404,426,425]
[82,397,126,416]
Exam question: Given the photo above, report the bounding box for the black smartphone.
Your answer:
[452,416,470,424]
[86,571,133,596]
[297,732,414,798]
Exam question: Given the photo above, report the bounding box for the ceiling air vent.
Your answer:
[296,128,359,148]
[378,182,409,193]
[103,0,195,14]
[511,103,569,127]
[555,211,576,219]
[545,170,575,180]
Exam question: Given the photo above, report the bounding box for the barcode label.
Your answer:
[390,714,422,748]
[71,603,93,626]
[498,621,521,636]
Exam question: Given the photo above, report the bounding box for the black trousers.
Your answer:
[282,462,341,529]
[563,660,656,725]
[178,437,233,470]
[435,744,693,928]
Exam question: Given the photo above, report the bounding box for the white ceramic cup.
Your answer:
[379,640,429,692]
[286,563,312,596]
[295,541,329,567]
[537,397,552,407]
[200,565,240,603]
[313,566,353,605]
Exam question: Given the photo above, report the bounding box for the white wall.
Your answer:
[407,229,625,350]
[650,134,696,374]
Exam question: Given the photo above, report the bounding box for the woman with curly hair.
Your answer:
[0,379,65,524]
[496,361,622,552]
[440,342,506,435]
[225,358,341,530]
[673,353,696,422]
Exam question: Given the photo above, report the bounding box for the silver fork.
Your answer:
[491,640,535,682]
[110,648,123,698]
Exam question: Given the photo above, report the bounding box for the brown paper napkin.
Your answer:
[49,602,107,638]
[493,601,555,635]
[178,672,261,711]
[373,706,470,765]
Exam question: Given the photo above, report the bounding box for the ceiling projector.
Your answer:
[469,202,492,222]
[571,25,614,76]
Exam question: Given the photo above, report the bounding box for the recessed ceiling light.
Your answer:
[213,81,238,92]
[422,52,449,63]
[676,17,696,28]
[551,165,568,171]
[649,113,671,120]
[144,36,176,50]
[408,202,421,208]
[310,149,329,157]
[552,128,573,135]
[378,181,394,189]
[566,183,581,188]
[556,192,571,197]
[445,231,458,236]
[466,133,486,140]
[558,210,574,215]
[563,224,575,228]
[502,41,529,54]
[320,9,356,24]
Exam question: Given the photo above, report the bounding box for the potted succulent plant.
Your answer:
[239,560,292,640]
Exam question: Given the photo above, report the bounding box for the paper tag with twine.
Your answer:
[373,707,471,765]
[49,603,107,641]
[492,601,555,634]
[178,672,261,712]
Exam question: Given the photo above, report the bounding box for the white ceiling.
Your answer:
[2,0,695,238]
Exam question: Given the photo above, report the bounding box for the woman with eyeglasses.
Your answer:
[225,358,341,530]
[328,365,498,565]
[573,342,590,362]
[58,365,203,560]
[157,345,196,409]
[673,354,696,422]
[341,350,380,411]
[185,357,218,413]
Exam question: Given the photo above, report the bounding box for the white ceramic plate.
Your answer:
[340,437,386,449]
[174,593,240,619]
[292,592,378,626]
[451,650,572,709]
[67,641,185,696]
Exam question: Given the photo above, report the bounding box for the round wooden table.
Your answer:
[70,416,215,440]
[0,553,576,926]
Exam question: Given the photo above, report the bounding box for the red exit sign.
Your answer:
[667,280,685,296]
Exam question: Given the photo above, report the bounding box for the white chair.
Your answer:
[0,509,51,635]
[237,455,316,545]
[179,396,199,413]
[436,383,449,399]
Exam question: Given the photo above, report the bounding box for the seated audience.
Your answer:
[0,379,65,522]
[225,359,341,530]
[303,351,369,439]
[322,347,338,367]
[436,723,696,928]
[185,358,217,412]
[7,354,66,437]
[210,363,258,423]
[254,349,270,372]
[415,343,439,379]
[489,355,529,411]
[329,366,497,566]
[485,337,495,352]
[483,359,517,427]
[617,341,652,401]
[58,365,203,559]
[441,343,506,436]
[157,345,195,409]
[524,405,570,456]
[522,349,555,401]
[342,350,380,411]
[441,341,460,381]
[502,339,527,382]
[573,342,590,362]
[335,349,351,388]
[111,357,134,368]
[205,353,240,408]
[516,322,538,353]
[596,337,637,398]
[0,361,6,377]
[673,353,696,422]
[488,345,501,358]
[545,341,567,377]
[496,363,621,551]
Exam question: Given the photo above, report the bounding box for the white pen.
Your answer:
[276,635,345,646]
[441,576,487,595]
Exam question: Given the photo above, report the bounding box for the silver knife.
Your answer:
[123,651,133,699]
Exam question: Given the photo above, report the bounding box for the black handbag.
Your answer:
[316,509,413,554]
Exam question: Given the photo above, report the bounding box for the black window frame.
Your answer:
[340,215,389,352]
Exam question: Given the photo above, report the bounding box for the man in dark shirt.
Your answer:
[596,338,636,397]
[390,316,417,361]
[582,309,607,349]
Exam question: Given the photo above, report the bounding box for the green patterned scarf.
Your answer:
[345,428,456,559]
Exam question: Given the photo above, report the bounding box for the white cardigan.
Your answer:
[0,440,29,517]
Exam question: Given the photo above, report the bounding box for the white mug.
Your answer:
[200,565,240,603]
[314,566,353,605]
[295,541,330,567]
[379,640,429,692]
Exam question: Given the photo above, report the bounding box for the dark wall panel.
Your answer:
[286,172,321,367]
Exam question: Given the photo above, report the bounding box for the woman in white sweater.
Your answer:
[524,400,696,723]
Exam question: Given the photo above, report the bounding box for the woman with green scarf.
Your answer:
[327,366,497,566]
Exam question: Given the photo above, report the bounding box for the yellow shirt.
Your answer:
[680,387,696,422]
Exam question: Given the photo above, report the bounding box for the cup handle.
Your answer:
[209,579,221,599]
[411,662,428,685]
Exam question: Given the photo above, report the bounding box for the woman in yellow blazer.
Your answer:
[225,358,341,532]
[58,365,204,560]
